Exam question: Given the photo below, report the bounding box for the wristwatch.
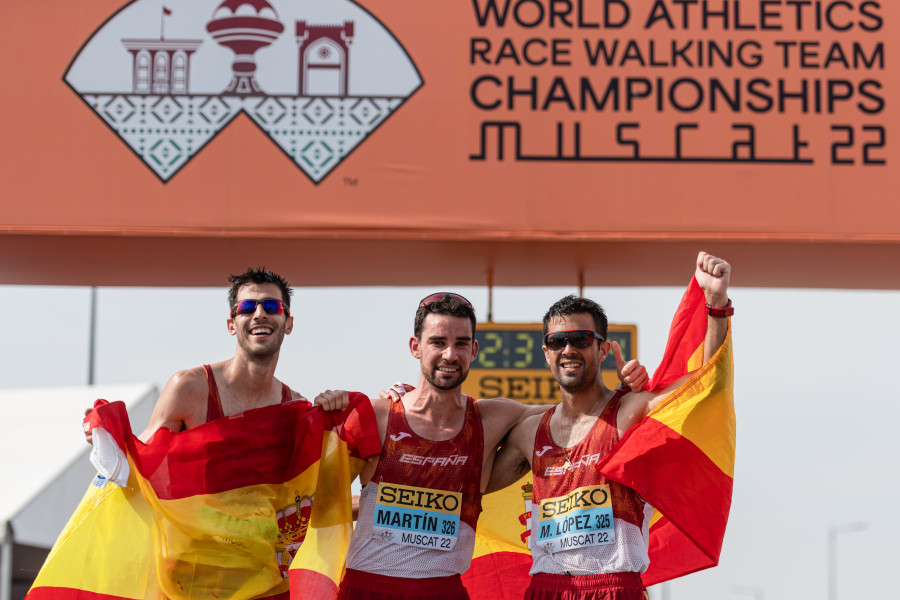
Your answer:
[705,299,734,318]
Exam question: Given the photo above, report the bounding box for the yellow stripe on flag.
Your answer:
[289,428,367,593]
[31,477,157,599]
[647,326,735,478]
[472,474,533,559]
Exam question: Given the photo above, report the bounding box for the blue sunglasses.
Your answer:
[231,298,289,318]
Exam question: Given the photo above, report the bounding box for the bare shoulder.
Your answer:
[477,396,547,426]
[477,396,524,418]
[477,397,541,447]
[141,366,210,439]
[161,366,209,399]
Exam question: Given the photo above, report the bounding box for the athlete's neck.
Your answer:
[557,385,613,419]
[402,386,466,440]
[218,355,281,408]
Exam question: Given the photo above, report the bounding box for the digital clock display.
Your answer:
[463,323,638,404]
[474,329,546,370]
[472,324,636,371]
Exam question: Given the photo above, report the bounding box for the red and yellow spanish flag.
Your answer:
[288,400,380,599]
[27,394,379,600]
[460,474,534,599]
[596,277,735,586]
[462,277,734,596]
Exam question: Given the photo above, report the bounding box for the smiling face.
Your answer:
[543,313,608,394]
[411,313,478,391]
[227,282,293,360]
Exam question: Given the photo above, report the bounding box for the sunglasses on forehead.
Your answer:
[230,298,290,318]
[418,292,473,309]
[543,329,605,351]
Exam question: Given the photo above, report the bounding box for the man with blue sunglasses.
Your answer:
[86,267,303,442]
[75,267,383,598]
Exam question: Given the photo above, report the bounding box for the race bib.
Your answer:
[372,482,462,551]
[536,484,615,554]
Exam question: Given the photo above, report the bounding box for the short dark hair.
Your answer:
[542,295,608,338]
[227,267,293,309]
[414,295,477,338]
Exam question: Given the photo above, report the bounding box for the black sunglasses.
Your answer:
[543,329,605,351]
[418,292,473,309]
[231,298,290,318]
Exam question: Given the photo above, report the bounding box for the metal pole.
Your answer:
[486,269,494,323]
[827,522,867,600]
[0,521,13,600]
[88,286,97,385]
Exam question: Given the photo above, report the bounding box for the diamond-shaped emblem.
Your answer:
[198,97,233,125]
[149,139,183,169]
[150,96,184,124]
[101,96,137,125]
[349,98,384,127]
[299,140,336,171]
[251,97,288,126]
[301,98,335,127]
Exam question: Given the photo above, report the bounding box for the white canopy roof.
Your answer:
[0,384,157,547]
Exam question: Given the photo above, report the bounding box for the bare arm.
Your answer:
[357,397,390,486]
[485,415,540,494]
[696,251,731,364]
[618,251,732,430]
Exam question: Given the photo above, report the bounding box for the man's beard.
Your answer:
[422,363,469,390]
[551,357,598,394]
[237,327,285,359]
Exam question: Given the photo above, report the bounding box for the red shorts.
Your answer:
[337,568,470,600]
[525,572,647,600]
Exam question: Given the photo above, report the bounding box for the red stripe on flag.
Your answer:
[290,568,339,598]
[647,277,706,391]
[26,588,288,600]
[462,552,532,600]
[599,417,733,585]
[88,399,324,500]
[26,588,130,600]
[643,516,719,586]
[324,392,382,459]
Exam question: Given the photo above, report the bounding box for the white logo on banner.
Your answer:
[65,0,422,183]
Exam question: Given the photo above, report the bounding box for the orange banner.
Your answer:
[1,1,898,287]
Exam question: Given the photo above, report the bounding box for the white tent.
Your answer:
[0,384,157,600]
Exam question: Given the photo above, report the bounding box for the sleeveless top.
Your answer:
[529,391,652,575]
[346,396,484,578]
[201,364,292,423]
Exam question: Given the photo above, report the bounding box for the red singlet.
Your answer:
[344,396,484,583]
[201,364,292,423]
[529,390,651,578]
